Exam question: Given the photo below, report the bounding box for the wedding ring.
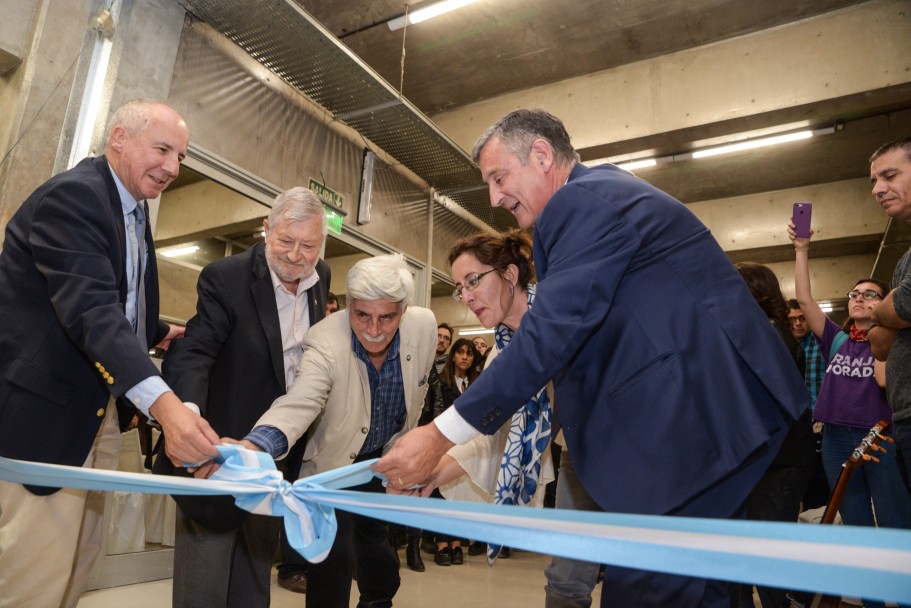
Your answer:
[397,477,404,486]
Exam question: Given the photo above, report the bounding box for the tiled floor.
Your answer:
[78,548,600,607]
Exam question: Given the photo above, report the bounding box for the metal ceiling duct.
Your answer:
[177,0,514,231]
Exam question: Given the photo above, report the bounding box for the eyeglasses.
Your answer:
[452,269,496,302]
[846,290,883,301]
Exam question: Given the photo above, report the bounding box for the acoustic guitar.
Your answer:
[810,420,892,608]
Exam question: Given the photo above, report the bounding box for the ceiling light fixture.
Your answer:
[458,327,495,336]
[583,126,836,172]
[161,245,200,258]
[691,130,814,159]
[388,0,482,31]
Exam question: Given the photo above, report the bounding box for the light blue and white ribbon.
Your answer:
[1,445,910,603]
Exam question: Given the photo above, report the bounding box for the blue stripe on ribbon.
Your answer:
[2,446,909,603]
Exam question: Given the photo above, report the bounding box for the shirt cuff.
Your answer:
[243,426,289,459]
[435,406,480,445]
[126,376,171,418]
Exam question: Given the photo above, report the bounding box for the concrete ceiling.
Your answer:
[298,0,869,115]
[172,0,909,290]
[290,0,911,275]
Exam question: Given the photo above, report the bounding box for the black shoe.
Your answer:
[277,572,308,594]
[499,547,511,559]
[451,546,464,565]
[406,539,425,572]
[468,541,486,556]
[434,546,452,566]
[421,538,436,555]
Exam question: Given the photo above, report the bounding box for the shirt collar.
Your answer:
[108,164,139,217]
[268,266,320,297]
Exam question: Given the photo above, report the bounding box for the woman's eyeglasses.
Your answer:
[452,270,496,302]
[846,289,883,301]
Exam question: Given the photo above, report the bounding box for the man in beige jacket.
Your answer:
[238,253,437,608]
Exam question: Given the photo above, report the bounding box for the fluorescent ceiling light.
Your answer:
[691,130,813,159]
[388,0,481,31]
[615,158,657,171]
[458,327,495,336]
[161,245,200,258]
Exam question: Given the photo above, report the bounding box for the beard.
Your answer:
[266,245,315,285]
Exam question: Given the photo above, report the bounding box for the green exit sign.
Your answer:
[325,209,343,235]
[308,178,345,235]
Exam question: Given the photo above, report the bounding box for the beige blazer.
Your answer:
[255,305,437,479]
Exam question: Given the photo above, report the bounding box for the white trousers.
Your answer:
[0,403,121,608]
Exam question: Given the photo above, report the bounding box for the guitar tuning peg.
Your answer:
[880,435,895,444]
[862,454,881,463]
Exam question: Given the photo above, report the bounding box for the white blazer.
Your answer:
[254,306,437,479]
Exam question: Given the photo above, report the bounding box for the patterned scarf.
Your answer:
[849,324,869,342]
[488,284,552,564]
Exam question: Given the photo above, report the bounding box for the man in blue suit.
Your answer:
[377,109,808,606]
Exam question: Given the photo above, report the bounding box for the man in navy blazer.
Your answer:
[154,187,331,607]
[378,109,809,606]
[0,99,219,608]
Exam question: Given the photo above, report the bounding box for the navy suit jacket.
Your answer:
[0,156,168,494]
[153,242,330,531]
[455,163,809,516]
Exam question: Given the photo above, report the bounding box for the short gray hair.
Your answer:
[472,108,580,167]
[103,98,171,148]
[267,187,328,237]
[870,136,911,164]
[347,254,414,307]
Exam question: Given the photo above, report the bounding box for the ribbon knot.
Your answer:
[210,445,375,562]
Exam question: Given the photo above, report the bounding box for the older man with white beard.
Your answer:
[154,187,332,608]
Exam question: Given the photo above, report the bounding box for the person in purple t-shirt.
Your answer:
[790,223,911,608]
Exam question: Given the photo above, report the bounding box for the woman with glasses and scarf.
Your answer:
[790,223,911,608]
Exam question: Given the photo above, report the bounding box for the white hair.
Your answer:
[267,187,328,236]
[346,254,414,307]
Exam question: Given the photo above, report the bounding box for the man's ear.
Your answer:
[530,139,554,172]
[109,125,127,154]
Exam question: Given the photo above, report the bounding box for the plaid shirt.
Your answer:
[800,333,825,411]
[245,330,407,459]
[352,330,406,455]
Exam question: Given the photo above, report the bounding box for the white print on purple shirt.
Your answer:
[826,353,876,378]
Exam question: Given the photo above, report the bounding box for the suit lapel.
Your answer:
[398,312,415,416]
[95,156,129,301]
[250,244,286,390]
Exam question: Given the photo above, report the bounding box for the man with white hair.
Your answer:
[238,254,437,608]
[153,187,331,607]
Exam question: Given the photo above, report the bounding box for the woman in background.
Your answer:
[428,337,480,566]
[789,224,911,608]
[733,261,815,608]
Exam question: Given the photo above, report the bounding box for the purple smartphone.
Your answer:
[793,202,812,238]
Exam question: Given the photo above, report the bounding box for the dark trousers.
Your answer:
[306,459,400,608]
[895,417,911,496]
[173,508,281,608]
[277,528,308,579]
[733,463,813,608]
[600,430,782,608]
